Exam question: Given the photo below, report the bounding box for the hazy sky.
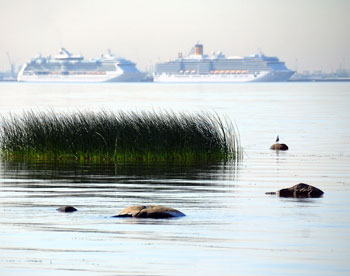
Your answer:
[1,0,349,72]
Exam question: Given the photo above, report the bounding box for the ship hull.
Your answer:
[17,71,146,82]
[153,70,294,83]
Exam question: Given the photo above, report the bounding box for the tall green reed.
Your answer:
[0,111,241,163]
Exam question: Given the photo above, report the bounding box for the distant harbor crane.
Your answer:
[6,52,16,79]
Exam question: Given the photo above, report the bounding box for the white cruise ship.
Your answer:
[17,48,146,82]
[153,44,294,82]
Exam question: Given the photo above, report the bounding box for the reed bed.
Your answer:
[0,110,241,163]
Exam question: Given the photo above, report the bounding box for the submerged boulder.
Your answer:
[57,206,78,213]
[113,205,185,219]
[270,143,289,151]
[266,183,324,198]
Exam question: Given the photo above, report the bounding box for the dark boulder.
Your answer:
[270,143,289,151]
[266,183,324,198]
[113,205,185,219]
[57,206,78,213]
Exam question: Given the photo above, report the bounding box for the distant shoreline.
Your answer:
[289,78,350,82]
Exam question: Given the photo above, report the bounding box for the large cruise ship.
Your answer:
[154,44,294,82]
[17,48,146,82]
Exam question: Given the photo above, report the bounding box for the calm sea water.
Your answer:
[0,82,349,276]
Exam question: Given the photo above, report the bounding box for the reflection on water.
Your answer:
[0,160,238,210]
[1,160,238,182]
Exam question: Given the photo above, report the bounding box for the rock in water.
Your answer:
[113,205,185,218]
[270,143,289,151]
[57,206,78,213]
[266,183,324,198]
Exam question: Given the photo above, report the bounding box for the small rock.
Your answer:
[270,143,289,151]
[266,183,324,198]
[57,206,78,213]
[113,205,185,219]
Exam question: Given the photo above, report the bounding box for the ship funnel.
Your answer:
[194,44,203,55]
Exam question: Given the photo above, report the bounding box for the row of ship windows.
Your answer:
[159,74,251,78]
[24,71,107,75]
[27,66,116,71]
[162,70,250,74]
[211,70,248,74]
[157,66,268,71]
